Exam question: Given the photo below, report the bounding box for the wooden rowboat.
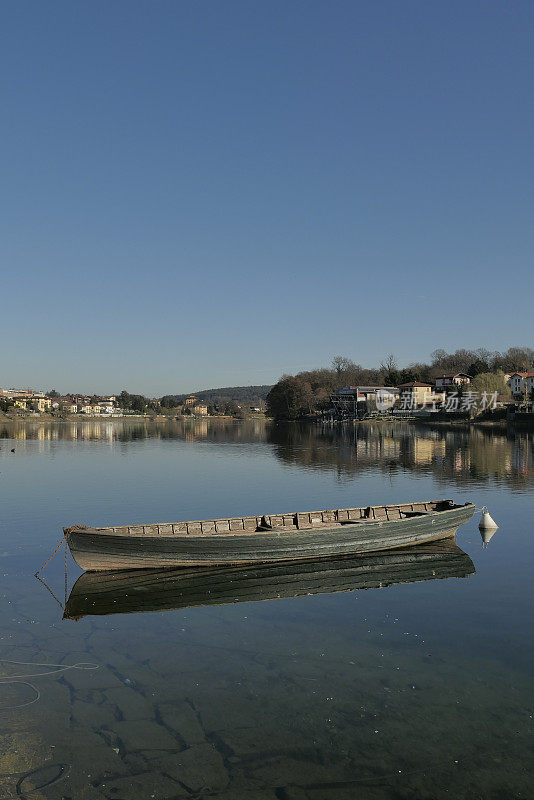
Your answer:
[63,539,475,619]
[64,499,475,572]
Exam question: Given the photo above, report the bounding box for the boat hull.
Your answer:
[66,504,475,571]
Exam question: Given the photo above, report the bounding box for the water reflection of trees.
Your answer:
[267,422,534,488]
[0,419,269,445]
[2,419,533,488]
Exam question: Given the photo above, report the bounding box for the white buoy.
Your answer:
[478,507,499,548]
[479,507,498,531]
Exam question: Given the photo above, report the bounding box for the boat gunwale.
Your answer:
[64,501,475,540]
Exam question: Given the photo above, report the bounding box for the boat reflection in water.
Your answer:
[64,539,475,620]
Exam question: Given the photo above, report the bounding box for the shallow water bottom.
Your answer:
[1,558,533,800]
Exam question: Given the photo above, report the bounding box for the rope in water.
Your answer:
[34,574,64,610]
[1,762,71,799]
[0,681,40,710]
[34,527,75,606]
[0,660,99,711]
[34,533,67,577]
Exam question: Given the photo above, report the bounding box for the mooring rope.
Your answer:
[34,532,67,577]
[34,527,78,607]
[34,574,64,611]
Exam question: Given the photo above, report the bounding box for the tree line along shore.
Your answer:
[266,347,534,420]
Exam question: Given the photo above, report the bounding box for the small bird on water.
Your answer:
[10,448,15,453]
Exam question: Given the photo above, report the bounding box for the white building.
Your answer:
[81,404,101,414]
[508,372,534,399]
[435,373,471,389]
[337,386,400,403]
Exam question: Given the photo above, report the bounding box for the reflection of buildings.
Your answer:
[354,435,401,462]
[269,421,534,489]
[511,435,532,475]
[412,438,446,465]
[454,449,468,473]
[2,419,534,491]
[185,420,209,441]
[0,418,271,459]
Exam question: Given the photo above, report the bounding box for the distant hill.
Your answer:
[161,385,272,407]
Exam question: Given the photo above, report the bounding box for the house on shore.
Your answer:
[1,389,51,412]
[81,404,101,414]
[61,401,78,413]
[332,386,399,417]
[336,386,399,403]
[508,372,534,400]
[434,373,471,389]
[398,382,444,409]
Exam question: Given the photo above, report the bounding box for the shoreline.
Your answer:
[0,413,264,423]
[317,416,533,431]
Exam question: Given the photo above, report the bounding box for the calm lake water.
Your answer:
[0,418,533,800]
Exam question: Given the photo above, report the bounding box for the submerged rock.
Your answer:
[0,732,51,773]
[97,772,187,798]
[105,686,155,721]
[158,701,206,745]
[108,718,179,751]
[162,742,229,793]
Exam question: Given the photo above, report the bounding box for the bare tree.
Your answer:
[331,356,352,377]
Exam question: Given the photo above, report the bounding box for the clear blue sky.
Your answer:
[2,1,533,395]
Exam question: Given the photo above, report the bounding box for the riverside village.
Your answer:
[1,367,534,425]
[329,371,534,422]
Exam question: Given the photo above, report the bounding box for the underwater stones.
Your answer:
[97,772,185,799]
[105,686,155,721]
[13,762,70,798]
[120,751,151,774]
[249,755,357,787]
[38,676,71,704]
[49,731,128,784]
[157,701,206,745]
[282,787,391,800]
[64,788,108,800]
[217,726,311,759]
[191,691,268,732]
[100,651,139,675]
[145,651,192,677]
[162,742,229,793]
[63,664,122,693]
[108,719,179,751]
[71,698,117,728]
[280,790,315,800]
[209,770,281,800]
[0,732,51,773]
